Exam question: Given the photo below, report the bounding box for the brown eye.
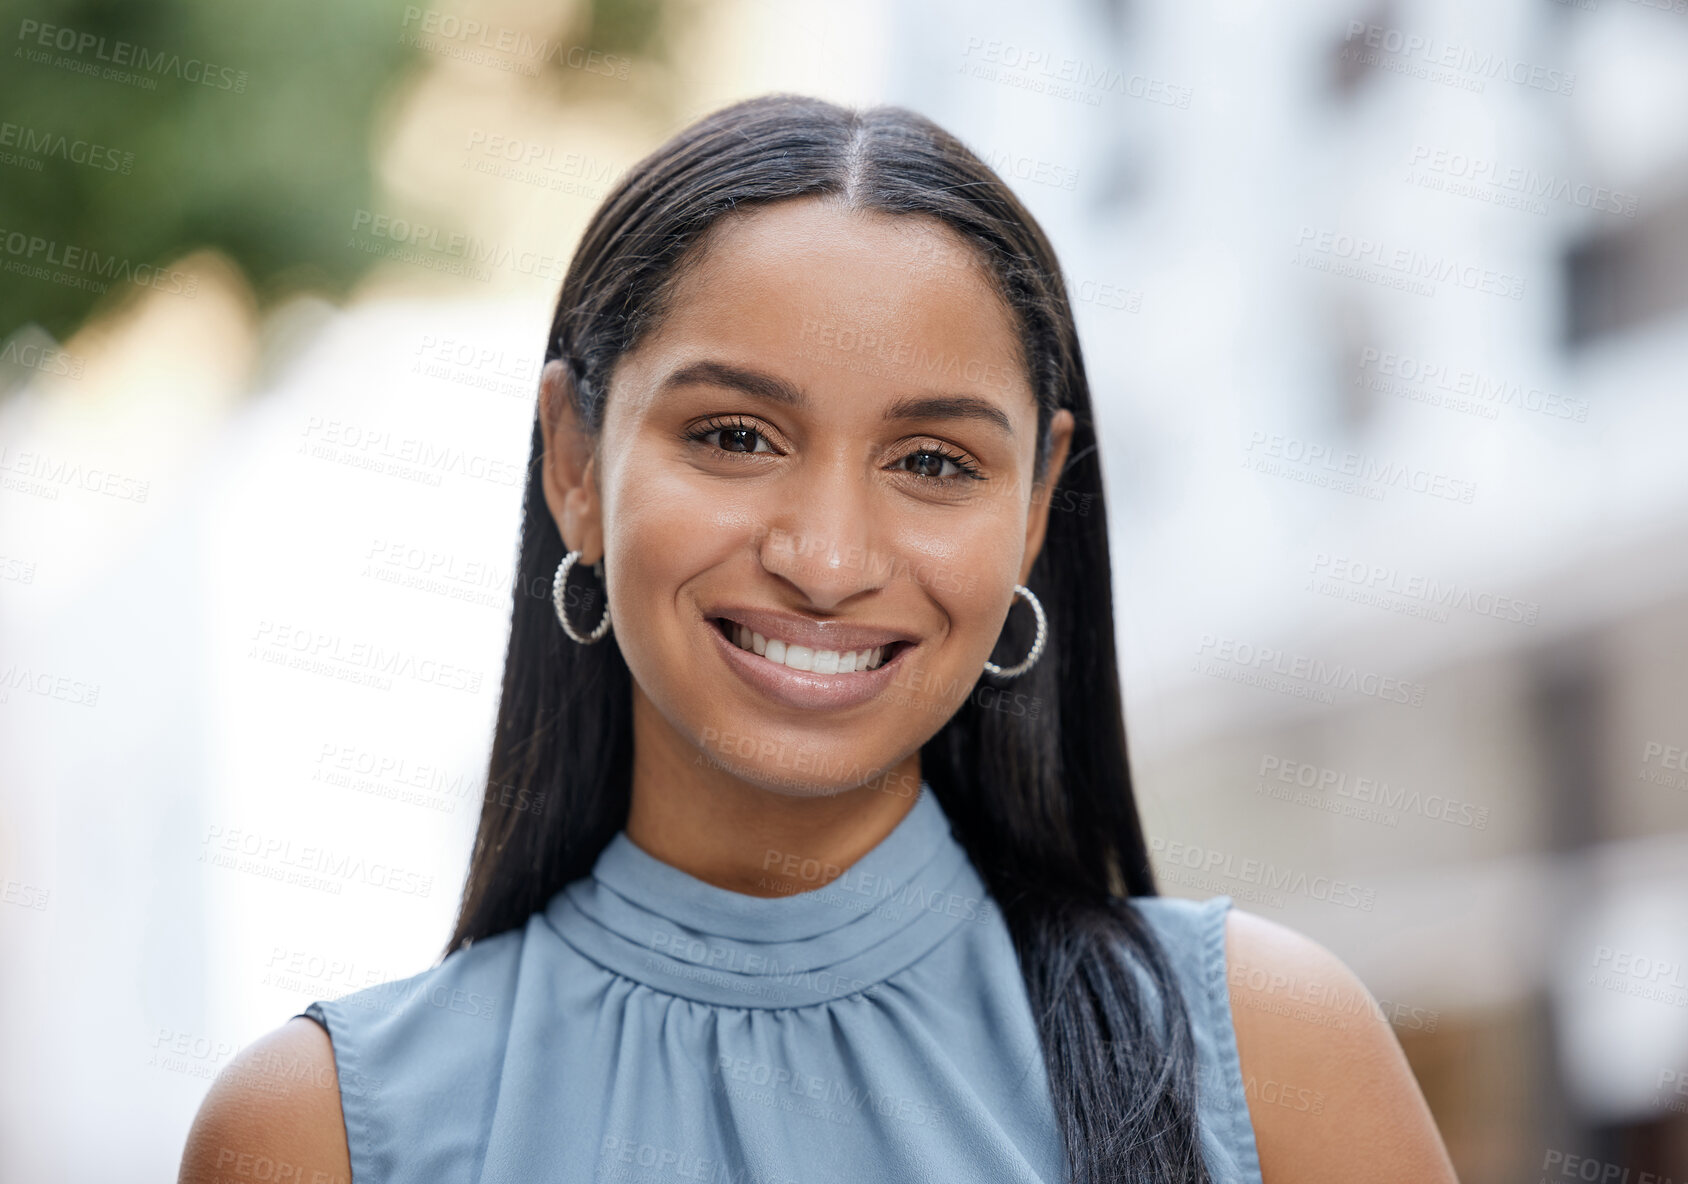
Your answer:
[894,446,981,483]
[905,450,955,479]
[684,416,778,455]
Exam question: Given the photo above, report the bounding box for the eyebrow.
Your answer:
[660,359,1017,438]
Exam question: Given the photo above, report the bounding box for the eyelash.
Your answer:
[683,415,984,484]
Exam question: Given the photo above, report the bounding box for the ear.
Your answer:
[1021,409,1075,584]
[538,359,605,565]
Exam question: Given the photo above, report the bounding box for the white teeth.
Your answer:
[726,621,889,673]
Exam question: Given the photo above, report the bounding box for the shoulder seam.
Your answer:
[303,1000,377,1184]
[1202,897,1266,1184]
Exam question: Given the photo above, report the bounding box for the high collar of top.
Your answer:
[542,781,993,1009]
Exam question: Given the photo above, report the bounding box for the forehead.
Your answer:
[626,197,1031,404]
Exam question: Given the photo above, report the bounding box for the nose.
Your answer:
[757,444,892,612]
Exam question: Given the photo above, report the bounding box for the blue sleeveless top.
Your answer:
[299,783,1263,1183]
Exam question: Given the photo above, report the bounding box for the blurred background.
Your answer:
[2,0,1685,1178]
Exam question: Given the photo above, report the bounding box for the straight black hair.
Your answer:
[445,93,1213,1184]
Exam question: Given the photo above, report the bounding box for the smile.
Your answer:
[704,613,917,711]
[712,617,906,673]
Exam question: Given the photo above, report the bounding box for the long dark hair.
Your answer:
[445,93,1211,1183]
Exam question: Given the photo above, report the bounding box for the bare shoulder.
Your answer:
[178,1015,352,1184]
[1223,908,1458,1184]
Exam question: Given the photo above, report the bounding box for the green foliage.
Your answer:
[0,0,665,340]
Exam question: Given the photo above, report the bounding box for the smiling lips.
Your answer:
[719,619,893,673]
[704,607,917,709]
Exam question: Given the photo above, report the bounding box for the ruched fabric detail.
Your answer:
[300,782,1263,1183]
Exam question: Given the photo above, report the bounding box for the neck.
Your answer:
[624,693,924,898]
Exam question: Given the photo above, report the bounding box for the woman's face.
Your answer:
[541,196,1073,798]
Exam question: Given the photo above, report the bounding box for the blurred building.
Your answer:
[1,1,1685,1181]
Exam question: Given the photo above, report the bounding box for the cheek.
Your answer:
[602,467,727,604]
[894,509,1022,618]
[873,517,1021,722]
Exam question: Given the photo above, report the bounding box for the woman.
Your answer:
[181,94,1457,1184]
